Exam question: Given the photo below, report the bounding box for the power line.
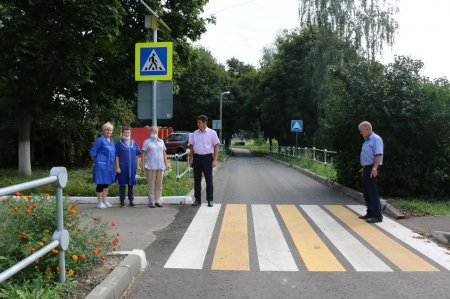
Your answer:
[205,0,261,17]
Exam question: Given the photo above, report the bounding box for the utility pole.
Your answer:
[220,91,230,142]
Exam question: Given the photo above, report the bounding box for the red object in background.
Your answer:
[131,127,173,149]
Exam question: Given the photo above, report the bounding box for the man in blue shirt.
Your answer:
[358,121,384,223]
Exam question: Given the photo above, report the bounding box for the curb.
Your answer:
[68,196,193,205]
[86,250,146,299]
[431,230,450,245]
[262,154,405,219]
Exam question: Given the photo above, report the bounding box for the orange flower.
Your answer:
[67,223,73,228]
[71,255,78,261]
[26,209,31,215]
[52,249,59,254]
[46,275,52,281]
[38,241,44,247]
[111,221,117,226]
[25,204,30,208]
[103,231,109,236]
[71,235,77,240]
[77,227,82,232]
[24,195,30,200]
[14,192,21,196]
[32,203,37,209]
[68,269,74,277]
[43,193,50,197]
[13,206,19,212]
[1,198,7,203]
[71,203,76,209]
[20,232,27,237]
[69,209,77,215]
[92,249,99,255]
[94,242,99,247]
[80,254,87,260]
[30,247,36,253]
[45,267,51,272]
[100,255,106,261]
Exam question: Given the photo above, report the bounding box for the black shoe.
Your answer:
[192,200,201,207]
[366,218,383,223]
[359,214,371,219]
[120,201,125,208]
[149,203,156,208]
[207,201,213,207]
[129,201,136,208]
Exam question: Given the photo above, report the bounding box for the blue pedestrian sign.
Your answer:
[135,42,173,81]
[291,120,303,132]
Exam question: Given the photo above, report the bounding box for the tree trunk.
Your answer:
[18,109,32,176]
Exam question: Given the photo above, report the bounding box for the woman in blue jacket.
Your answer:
[90,122,116,209]
[115,126,141,207]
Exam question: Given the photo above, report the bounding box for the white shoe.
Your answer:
[98,202,107,209]
[104,201,112,208]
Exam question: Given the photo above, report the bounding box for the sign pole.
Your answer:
[295,132,298,149]
[151,17,158,126]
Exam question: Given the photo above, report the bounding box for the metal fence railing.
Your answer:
[252,146,337,166]
[167,144,226,182]
[167,150,191,181]
[0,167,69,283]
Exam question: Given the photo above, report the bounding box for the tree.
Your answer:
[0,0,212,174]
[323,56,450,198]
[299,0,399,60]
[168,47,230,131]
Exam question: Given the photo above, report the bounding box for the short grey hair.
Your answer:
[358,121,372,131]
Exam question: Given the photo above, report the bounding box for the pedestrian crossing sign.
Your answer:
[135,42,173,81]
[291,120,303,132]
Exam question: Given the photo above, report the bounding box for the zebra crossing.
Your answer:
[164,204,450,272]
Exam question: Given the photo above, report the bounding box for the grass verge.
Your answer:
[387,198,450,216]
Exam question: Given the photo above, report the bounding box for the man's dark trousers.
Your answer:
[362,165,382,219]
[193,154,213,203]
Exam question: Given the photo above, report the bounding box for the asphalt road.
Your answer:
[127,148,450,299]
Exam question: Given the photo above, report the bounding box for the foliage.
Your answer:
[0,0,212,172]
[0,195,118,285]
[323,56,450,198]
[255,28,358,146]
[299,0,399,60]
[167,47,230,131]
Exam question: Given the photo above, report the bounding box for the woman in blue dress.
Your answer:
[115,126,142,207]
[90,122,116,209]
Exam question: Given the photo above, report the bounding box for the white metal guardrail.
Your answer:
[257,146,337,166]
[0,167,69,283]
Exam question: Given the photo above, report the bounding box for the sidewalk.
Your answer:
[399,215,450,236]
[77,204,179,251]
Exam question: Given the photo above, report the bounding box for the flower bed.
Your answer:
[0,193,120,297]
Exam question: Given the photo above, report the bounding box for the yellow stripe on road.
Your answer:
[277,205,345,272]
[325,205,439,272]
[212,204,250,271]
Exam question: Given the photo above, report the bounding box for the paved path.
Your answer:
[127,148,450,299]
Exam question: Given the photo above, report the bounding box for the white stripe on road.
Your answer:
[348,205,450,271]
[300,205,393,272]
[252,205,298,271]
[164,204,221,269]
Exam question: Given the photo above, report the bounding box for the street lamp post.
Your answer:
[220,91,230,143]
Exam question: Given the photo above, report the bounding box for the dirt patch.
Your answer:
[65,255,125,299]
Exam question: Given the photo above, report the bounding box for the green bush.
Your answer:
[324,56,450,198]
[233,141,246,146]
[0,194,118,292]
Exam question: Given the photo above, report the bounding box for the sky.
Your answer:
[196,0,450,79]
